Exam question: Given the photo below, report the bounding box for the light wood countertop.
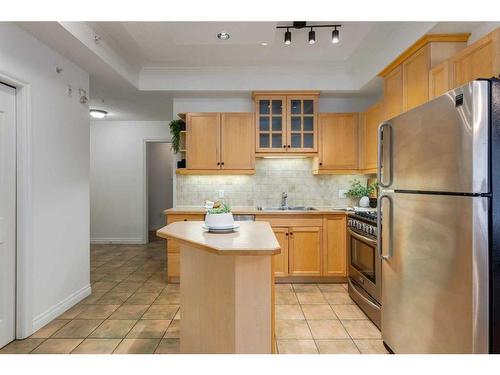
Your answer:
[164,206,349,215]
[156,221,281,256]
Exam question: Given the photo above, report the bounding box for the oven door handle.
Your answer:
[347,227,377,246]
[348,278,381,310]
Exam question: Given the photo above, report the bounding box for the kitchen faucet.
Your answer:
[281,192,288,209]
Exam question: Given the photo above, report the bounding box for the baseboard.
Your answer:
[32,284,91,333]
[90,237,146,244]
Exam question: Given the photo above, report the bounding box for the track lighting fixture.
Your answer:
[308,28,316,45]
[284,28,291,45]
[332,27,340,44]
[277,22,341,46]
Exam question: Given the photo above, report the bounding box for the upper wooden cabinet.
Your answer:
[450,28,500,89]
[429,60,450,99]
[359,101,384,172]
[380,34,469,119]
[185,112,255,173]
[253,91,319,154]
[383,65,404,119]
[220,113,255,170]
[186,113,220,170]
[403,46,430,111]
[314,113,358,173]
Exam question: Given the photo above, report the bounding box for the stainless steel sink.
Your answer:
[256,206,317,211]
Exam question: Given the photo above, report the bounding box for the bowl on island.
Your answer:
[204,212,235,229]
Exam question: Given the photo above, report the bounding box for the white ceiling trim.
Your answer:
[58,22,142,88]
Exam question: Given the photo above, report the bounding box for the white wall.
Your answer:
[0,23,90,335]
[90,121,171,243]
[172,95,377,115]
[147,142,174,230]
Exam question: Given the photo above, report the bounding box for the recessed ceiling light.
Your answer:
[260,42,268,46]
[217,32,230,40]
[90,109,108,119]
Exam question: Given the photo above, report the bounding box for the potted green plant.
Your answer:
[205,202,234,228]
[169,119,185,154]
[346,179,378,208]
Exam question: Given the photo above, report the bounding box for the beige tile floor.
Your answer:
[0,233,387,354]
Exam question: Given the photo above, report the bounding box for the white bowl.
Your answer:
[204,212,234,229]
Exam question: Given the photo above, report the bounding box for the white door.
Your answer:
[0,83,16,348]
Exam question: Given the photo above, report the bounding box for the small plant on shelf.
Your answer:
[346,179,378,207]
[169,119,185,154]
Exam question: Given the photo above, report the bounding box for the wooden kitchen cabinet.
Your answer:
[186,113,220,170]
[429,60,450,99]
[288,226,322,276]
[383,65,404,120]
[166,213,205,282]
[359,101,383,173]
[185,112,255,173]
[403,46,430,111]
[220,113,255,170]
[272,227,289,277]
[286,96,318,152]
[323,215,347,277]
[450,28,500,89]
[314,113,358,173]
[253,91,319,154]
[380,34,468,119]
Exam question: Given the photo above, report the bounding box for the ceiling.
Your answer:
[89,21,377,67]
[17,21,499,121]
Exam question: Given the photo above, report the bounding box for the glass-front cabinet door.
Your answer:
[287,96,317,152]
[255,96,287,152]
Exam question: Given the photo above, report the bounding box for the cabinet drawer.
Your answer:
[256,215,322,227]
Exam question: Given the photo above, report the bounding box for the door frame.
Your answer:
[0,71,34,339]
[142,138,174,244]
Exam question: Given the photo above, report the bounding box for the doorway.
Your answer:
[146,141,174,242]
[0,83,17,348]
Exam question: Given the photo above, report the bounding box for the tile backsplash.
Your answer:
[175,159,370,207]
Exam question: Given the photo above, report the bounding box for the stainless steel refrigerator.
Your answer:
[377,79,500,354]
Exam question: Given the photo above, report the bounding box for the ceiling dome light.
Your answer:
[308,29,316,45]
[284,29,292,46]
[217,32,230,40]
[332,28,340,44]
[90,109,108,119]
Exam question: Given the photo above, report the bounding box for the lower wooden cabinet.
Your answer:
[166,213,205,281]
[288,226,322,276]
[272,227,289,277]
[323,215,347,277]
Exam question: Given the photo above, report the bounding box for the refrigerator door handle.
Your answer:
[377,193,393,260]
[377,121,393,188]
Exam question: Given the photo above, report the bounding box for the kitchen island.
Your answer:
[156,220,280,354]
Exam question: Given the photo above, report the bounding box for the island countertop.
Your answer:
[156,221,281,256]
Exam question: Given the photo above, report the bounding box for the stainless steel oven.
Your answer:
[347,211,381,328]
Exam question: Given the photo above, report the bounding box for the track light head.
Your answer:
[308,29,316,45]
[332,28,340,44]
[284,29,292,45]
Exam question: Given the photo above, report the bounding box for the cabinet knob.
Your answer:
[285,232,289,236]
[283,145,286,148]
[217,162,220,165]
[221,162,224,166]
[287,145,291,148]
[290,232,294,235]
[319,162,323,166]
